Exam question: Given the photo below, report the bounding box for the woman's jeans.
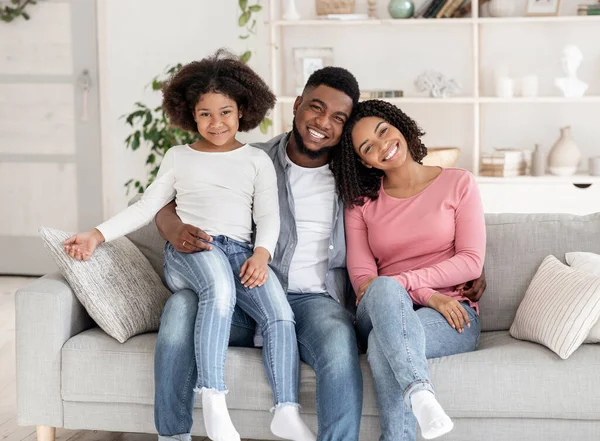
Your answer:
[357,277,480,441]
[162,235,299,408]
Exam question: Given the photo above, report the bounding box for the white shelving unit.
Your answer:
[266,1,600,203]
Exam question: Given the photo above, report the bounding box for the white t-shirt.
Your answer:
[97,144,280,257]
[286,154,336,293]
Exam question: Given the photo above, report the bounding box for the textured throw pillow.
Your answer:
[39,227,171,343]
[510,255,600,359]
[566,252,600,343]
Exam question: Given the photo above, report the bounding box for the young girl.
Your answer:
[63,50,315,441]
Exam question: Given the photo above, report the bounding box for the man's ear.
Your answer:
[293,95,302,115]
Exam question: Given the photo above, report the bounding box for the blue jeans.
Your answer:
[162,236,298,406]
[154,289,363,441]
[357,277,480,441]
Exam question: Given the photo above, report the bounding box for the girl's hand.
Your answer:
[63,229,105,261]
[240,247,270,289]
[427,292,470,333]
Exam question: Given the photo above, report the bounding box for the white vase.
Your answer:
[282,0,300,21]
[548,126,581,176]
[488,0,516,17]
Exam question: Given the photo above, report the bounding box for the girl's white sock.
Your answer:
[270,404,316,441]
[201,389,240,441]
[410,390,454,440]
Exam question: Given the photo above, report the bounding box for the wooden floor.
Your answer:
[0,277,267,441]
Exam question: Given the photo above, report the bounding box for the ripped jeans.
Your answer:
[162,236,299,408]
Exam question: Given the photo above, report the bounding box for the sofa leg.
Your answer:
[36,426,55,441]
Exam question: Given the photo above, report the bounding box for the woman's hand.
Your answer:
[356,276,377,306]
[427,292,470,333]
[240,247,270,289]
[63,229,105,261]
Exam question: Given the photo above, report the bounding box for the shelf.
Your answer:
[270,18,474,26]
[477,16,600,24]
[479,97,600,103]
[276,96,475,104]
[270,16,599,27]
[476,175,600,185]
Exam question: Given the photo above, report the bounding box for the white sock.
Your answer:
[201,389,240,441]
[410,390,454,440]
[270,405,316,441]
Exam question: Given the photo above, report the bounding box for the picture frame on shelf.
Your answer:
[525,0,561,16]
[293,47,334,95]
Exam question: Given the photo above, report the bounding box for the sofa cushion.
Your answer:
[509,255,600,359]
[479,213,600,332]
[39,227,172,343]
[61,328,600,420]
[566,251,600,343]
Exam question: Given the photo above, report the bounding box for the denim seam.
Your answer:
[297,338,321,438]
[178,357,195,434]
[400,291,420,380]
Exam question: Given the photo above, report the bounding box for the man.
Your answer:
[152,67,486,441]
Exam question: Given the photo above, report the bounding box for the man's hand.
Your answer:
[155,201,212,253]
[240,247,270,289]
[428,292,470,333]
[458,268,487,302]
[170,224,213,253]
[356,276,377,306]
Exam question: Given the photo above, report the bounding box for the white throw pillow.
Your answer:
[566,251,600,343]
[39,227,172,343]
[510,255,600,359]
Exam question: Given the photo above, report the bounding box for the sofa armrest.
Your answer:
[16,272,95,427]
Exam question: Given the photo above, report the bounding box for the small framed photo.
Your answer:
[293,48,334,95]
[526,0,561,16]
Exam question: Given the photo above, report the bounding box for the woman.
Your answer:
[331,100,486,440]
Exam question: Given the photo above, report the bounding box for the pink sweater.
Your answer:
[345,168,486,309]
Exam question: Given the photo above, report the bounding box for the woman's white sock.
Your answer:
[201,389,240,441]
[270,405,316,441]
[410,390,454,440]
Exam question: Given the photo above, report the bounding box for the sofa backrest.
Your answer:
[127,206,600,333]
[480,213,600,331]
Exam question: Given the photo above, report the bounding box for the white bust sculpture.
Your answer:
[555,45,588,98]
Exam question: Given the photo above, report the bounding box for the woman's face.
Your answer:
[351,116,411,171]
[193,92,240,146]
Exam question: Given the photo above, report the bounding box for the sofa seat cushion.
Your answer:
[62,329,600,419]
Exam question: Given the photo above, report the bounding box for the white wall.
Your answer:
[98,0,600,218]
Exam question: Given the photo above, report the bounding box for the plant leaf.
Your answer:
[240,51,252,64]
[239,0,248,10]
[238,11,251,27]
[249,5,262,12]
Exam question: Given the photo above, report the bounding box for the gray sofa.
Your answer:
[16,213,600,441]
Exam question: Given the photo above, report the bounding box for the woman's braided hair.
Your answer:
[330,100,427,207]
[162,48,275,133]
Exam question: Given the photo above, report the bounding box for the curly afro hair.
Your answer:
[304,66,360,106]
[330,100,427,207]
[162,48,275,133]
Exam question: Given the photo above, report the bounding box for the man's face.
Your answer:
[291,85,353,159]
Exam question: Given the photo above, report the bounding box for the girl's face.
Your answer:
[193,92,241,146]
[351,116,411,171]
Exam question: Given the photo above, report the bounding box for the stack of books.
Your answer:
[480,149,530,177]
[415,0,481,19]
[577,3,600,15]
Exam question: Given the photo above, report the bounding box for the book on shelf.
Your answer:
[360,90,404,99]
[480,165,527,177]
[577,4,600,15]
[480,150,526,166]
